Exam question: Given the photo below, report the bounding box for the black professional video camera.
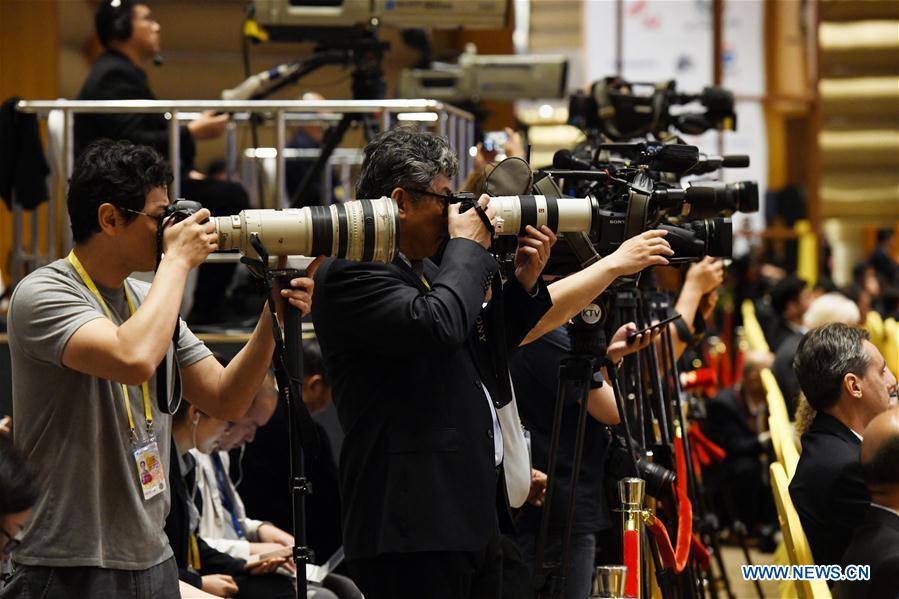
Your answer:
[568,77,737,141]
[535,134,760,275]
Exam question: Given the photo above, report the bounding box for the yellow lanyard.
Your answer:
[67,251,154,441]
[420,274,430,290]
[187,533,201,571]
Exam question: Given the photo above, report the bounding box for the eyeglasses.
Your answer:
[0,527,20,556]
[405,188,453,202]
[118,206,166,224]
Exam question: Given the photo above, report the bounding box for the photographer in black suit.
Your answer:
[789,323,898,567]
[834,407,899,598]
[311,128,554,599]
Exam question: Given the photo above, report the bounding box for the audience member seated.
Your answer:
[868,228,898,286]
[705,354,776,540]
[833,407,899,598]
[235,341,343,567]
[193,371,294,563]
[765,275,811,353]
[166,400,302,599]
[773,293,861,416]
[789,323,898,567]
[195,366,361,599]
[76,0,250,325]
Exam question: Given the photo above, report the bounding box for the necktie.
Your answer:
[211,452,245,539]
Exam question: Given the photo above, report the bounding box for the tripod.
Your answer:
[533,294,640,599]
[248,237,320,599]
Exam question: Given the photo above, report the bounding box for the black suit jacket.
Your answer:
[789,412,870,566]
[74,49,195,168]
[833,505,899,599]
[767,319,802,355]
[311,238,551,560]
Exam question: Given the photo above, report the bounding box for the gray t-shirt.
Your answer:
[7,258,212,570]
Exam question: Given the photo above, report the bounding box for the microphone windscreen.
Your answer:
[722,155,750,168]
[552,149,593,171]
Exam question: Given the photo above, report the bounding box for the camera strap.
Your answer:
[469,273,513,409]
[153,219,183,415]
[67,251,155,441]
[472,204,496,238]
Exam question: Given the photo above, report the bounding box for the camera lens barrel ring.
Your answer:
[212,197,400,263]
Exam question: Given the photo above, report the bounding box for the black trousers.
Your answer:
[346,534,504,599]
[0,558,180,599]
[181,176,250,325]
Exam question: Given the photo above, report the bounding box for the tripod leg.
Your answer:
[536,356,595,599]
[707,532,736,599]
[736,529,765,599]
[534,360,570,596]
[278,273,312,599]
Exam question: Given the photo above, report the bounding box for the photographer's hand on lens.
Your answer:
[514,225,557,293]
[606,230,673,276]
[162,208,217,269]
[201,574,239,597]
[448,194,496,249]
[275,255,323,318]
[685,257,724,294]
[608,322,660,364]
[187,110,230,141]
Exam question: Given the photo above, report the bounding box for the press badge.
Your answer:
[133,438,166,501]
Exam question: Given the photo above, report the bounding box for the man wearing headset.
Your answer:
[75,0,249,325]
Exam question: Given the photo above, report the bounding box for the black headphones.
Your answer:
[96,0,134,47]
[109,0,133,42]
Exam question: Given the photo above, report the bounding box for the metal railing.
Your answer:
[12,99,475,281]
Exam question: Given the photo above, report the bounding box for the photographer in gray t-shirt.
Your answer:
[3,140,314,599]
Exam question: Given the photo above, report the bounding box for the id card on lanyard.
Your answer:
[68,251,166,501]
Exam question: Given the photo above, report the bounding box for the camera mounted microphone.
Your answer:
[553,149,594,171]
[222,61,302,101]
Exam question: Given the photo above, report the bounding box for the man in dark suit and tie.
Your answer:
[834,407,899,598]
[311,128,555,598]
[789,323,898,567]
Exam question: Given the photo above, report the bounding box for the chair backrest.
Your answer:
[761,368,790,424]
[865,310,886,350]
[884,317,899,378]
[741,299,771,353]
[769,462,832,599]
[769,415,799,479]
